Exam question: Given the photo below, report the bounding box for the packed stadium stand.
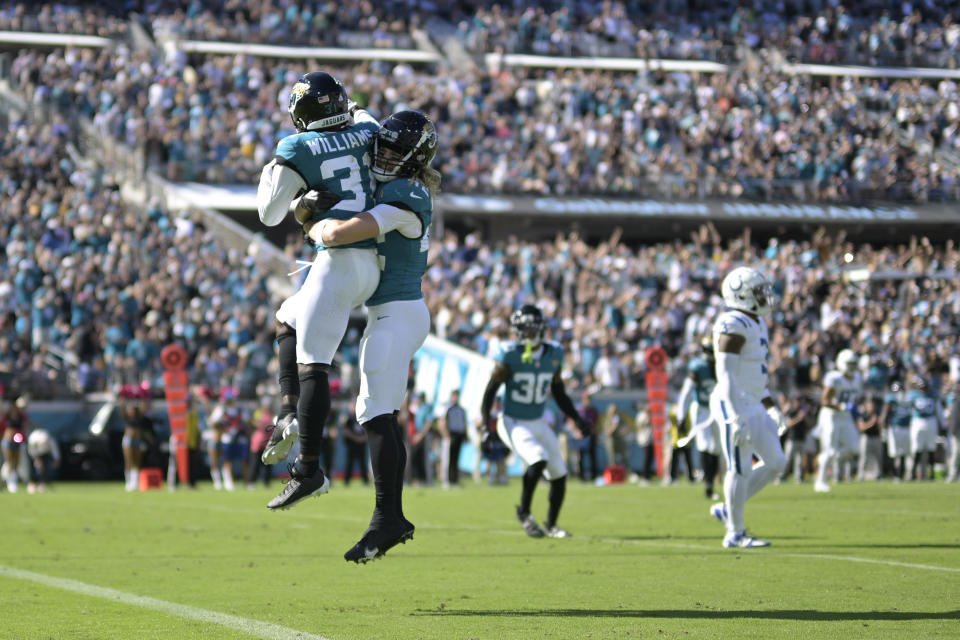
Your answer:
[0,2,957,485]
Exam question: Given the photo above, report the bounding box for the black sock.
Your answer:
[520,461,546,516]
[293,456,319,477]
[703,453,718,495]
[363,414,399,528]
[276,327,299,412]
[297,367,330,458]
[392,411,407,521]
[545,475,566,529]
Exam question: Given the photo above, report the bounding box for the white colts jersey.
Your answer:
[712,310,769,402]
[823,370,863,418]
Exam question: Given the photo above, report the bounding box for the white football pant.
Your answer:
[815,410,858,486]
[498,414,567,480]
[355,298,430,423]
[711,397,786,535]
[276,248,379,365]
[887,426,910,458]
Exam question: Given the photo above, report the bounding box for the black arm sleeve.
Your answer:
[481,364,509,426]
[550,374,580,423]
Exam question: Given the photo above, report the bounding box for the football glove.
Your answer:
[725,414,749,446]
[294,186,342,225]
[767,406,788,436]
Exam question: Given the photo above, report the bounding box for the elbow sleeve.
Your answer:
[257,163,304,226]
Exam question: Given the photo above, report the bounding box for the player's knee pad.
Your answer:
[298,362,330,376]
[297,365,331,419]
[360,330,392,375]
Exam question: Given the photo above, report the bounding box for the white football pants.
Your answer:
[276,248,379,365]
[355,298,430,423]
[498,414,567,481]
[711,397,786,535]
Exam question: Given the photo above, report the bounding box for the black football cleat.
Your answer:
[516,505,545,538]
[344,519,415,564]
[267,463,329,511]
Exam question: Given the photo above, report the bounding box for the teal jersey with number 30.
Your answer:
[366,177,432,306]
[273,118,379,249]
[497,340,564,420]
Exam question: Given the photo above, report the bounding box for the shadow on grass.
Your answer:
[413,608,960,621]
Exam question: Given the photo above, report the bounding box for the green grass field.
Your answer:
[2,478,958,640]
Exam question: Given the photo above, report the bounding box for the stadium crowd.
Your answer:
[5,1,958,68]
[409,224,960,400]
[0,115,278,399]
[1,1,958,489]
[9,44,960,203]
[454,0,960,67]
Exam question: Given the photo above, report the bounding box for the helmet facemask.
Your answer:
[510,307,545,352]
[722,267,776,317]
[372,135,416,182]
[372,111,437,183]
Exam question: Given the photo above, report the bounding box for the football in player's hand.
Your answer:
[294,186,342,225]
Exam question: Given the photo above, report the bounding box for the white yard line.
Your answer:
[0,564,331,640]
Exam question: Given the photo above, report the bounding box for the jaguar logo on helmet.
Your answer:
[290,82,309,103]
[423,125,437,149]
[288,71,350,133]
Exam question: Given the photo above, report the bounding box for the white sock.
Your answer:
[8,470,17,493]
[816,452,831,485]
[211,468,223,489]
[723,470,746,535]
[223,468,235,491]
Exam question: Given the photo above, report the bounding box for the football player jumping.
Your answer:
[708,267,787,548]
[813,348,863,492]
[257,71,381,510]
[480,304,591,539]
[275,110,440,562]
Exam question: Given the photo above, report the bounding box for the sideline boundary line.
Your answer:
[0,564,331,640]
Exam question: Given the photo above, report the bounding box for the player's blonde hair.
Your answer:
[419,166,442,196]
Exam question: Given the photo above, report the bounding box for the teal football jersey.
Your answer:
[908,390,938,419]
[274,118,379,249]
[497,340,564,420]
[688,356,716,404]
[884,393,912,427]
[366,178,432,306]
